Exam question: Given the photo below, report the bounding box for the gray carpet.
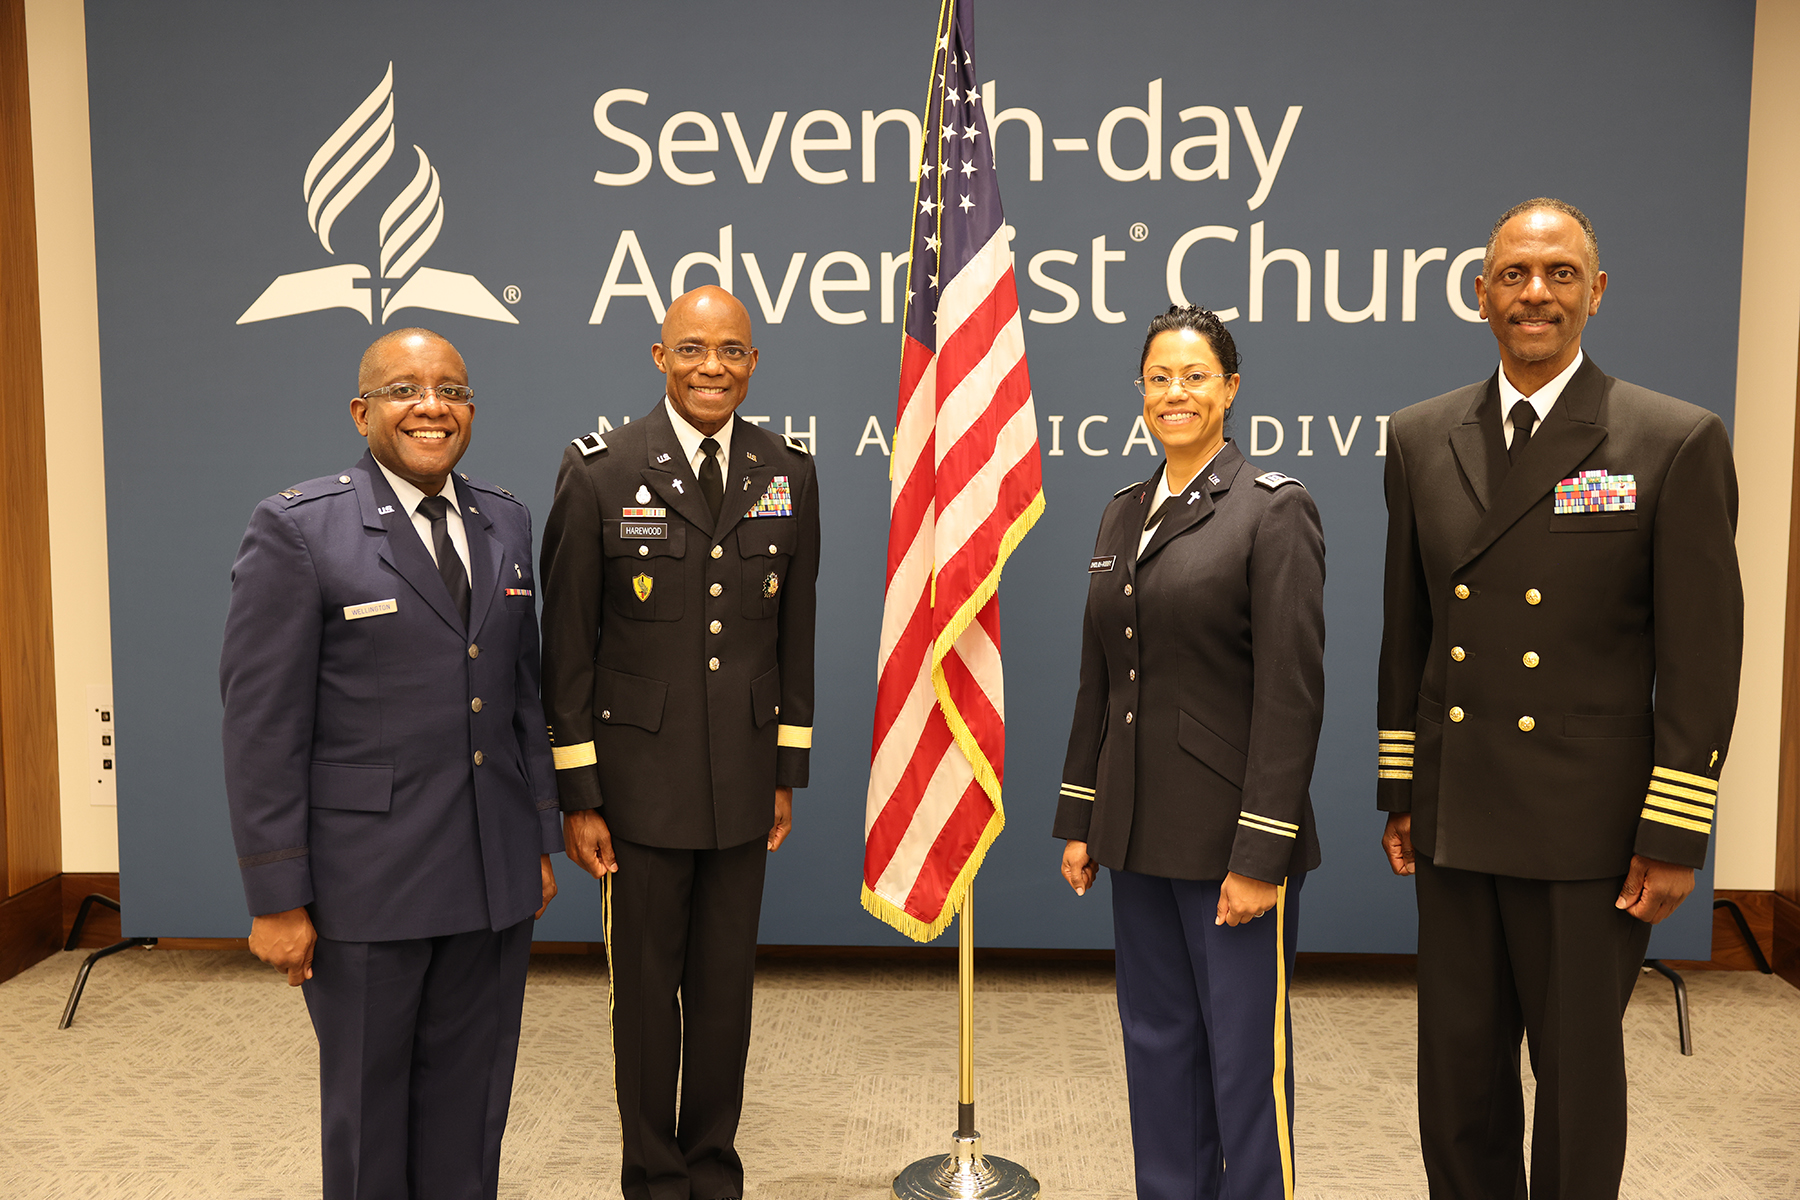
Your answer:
[2,948,1797,1198]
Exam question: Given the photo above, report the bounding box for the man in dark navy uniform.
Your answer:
[1377,200,1743,1199]
[222,328,562,1200]
[540,285,818,1200]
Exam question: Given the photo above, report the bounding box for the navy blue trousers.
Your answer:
[302,918,533,1200]
[1111,869,1302,1200]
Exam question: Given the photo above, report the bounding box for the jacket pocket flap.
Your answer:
[1563,712,1653,738]
[1416,693,1445,723]
[1176,710,1247,789]
[309,762,393,812]
[595,666,668,733]
[736,521,796,558]
[751,664,781,728]
[1549,512,1638,532]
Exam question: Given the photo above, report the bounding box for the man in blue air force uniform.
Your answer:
[1378,200,1743,1199]
[221,327,562,1200]
[541,285,818,1200]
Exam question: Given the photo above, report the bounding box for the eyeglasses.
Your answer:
[359,383,475,406]
[1134,370,1232,396]
[667,344,753,364]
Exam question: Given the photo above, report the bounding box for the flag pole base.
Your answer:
[892,1130,1038,1200]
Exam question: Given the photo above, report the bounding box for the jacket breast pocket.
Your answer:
[1549,511,1638,532]
[603,522,686,621]
[736,520,795,620]
[309,761,393,812]
[1176,710,1247,790]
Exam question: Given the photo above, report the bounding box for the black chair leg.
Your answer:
[63,893,121,951]
[1713,899,1774,973]
[59,937,156,1030]
[1644,959,1693,1056]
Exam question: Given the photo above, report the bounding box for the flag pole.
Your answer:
[891,884,1038,1200]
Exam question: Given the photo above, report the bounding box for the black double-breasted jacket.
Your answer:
[539,403,819,850]
[1377,357,1743,877]
[1054,440,1326,884]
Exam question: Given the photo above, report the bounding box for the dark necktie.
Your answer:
[1508,400,1538,466]
[1144,493,1182,531]
[698,436,725,523]
[417,494,470,627]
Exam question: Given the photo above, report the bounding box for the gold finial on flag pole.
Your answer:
[891,886,1039,1200]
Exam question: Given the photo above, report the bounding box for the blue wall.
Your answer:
[88,0,1754,956]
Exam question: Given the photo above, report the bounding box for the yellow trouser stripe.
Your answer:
[552,741,597,770]
[1647,780,1716,806]
[1645,793,1715,819]
[602,871,619,1119]
[777,724,813,748]
[1272,879,1294,1200]
[1641,808,1711,834]
[1652,765,1717,792]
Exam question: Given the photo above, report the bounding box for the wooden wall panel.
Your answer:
[0,0,60,899]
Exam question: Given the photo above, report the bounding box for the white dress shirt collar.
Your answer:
[1138,444,1225,557]
[372,458,470,573]
[664,397,735,477]
[1498,350,1584,444]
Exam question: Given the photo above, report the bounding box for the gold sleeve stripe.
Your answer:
[1378,729,1417,741]
[1641,808,1711,835]
[552,741,597,770]
[1378,756,1413,767]
[1379,769,1414,780]
[1240,810,1300,831]
[1239,816,1299,839]
[1645,794,1715,820]
[1060,782,1096,795]
[1647,780,1716,806]
[1060,785,1097,802]
[1651,766,1718,793]
[777,725,813,748]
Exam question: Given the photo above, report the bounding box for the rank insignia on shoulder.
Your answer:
[1255,471,1304,490]
[573,432,607,456]
[783,434,811,454]
[494,486,514,498]
[278,488,303,500]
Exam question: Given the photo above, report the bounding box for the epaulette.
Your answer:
[783,434,812,455]
[275,473,354,506]
[457,473,520,502]
[1114,479,1147,498]
[572,432,607,457]
[1255,471,1305,491]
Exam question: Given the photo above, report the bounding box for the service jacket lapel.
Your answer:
[1120,465,1162,584]
[1138,442,1244,567]
[1456,357,1609,571]
[363,452,466,634]
[455,474,503,638]
[637,405,717,534]
[1448,375,1507,513]
[711,417,779,543]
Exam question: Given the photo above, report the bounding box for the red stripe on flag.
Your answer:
[863,706,957,884]
[933,271,1021,407]
[903,778,996,921]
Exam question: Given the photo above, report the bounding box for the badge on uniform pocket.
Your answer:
[763,572,780,597]
[633,573,653,602]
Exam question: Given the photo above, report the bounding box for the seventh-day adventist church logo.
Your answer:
[237,64,516,327]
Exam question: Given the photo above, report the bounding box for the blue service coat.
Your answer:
[221,450,562,942]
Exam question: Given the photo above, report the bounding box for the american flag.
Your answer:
[861,0,1044,942]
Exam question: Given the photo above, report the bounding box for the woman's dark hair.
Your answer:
[1138,305,1239,376]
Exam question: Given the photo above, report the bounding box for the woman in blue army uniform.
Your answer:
[1054,306,1326,1200]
